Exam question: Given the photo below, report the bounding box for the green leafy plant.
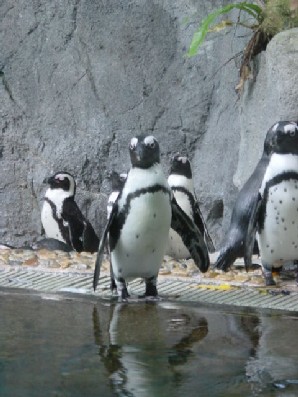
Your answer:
[187,0,298,93]
[187,2,264,57]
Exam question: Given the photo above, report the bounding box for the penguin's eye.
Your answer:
[289,130,296,137]
[147,141,155,149]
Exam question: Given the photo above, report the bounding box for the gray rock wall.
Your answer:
[1,0,298,248]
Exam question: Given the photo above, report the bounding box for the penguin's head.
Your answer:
[271,121,298,155]
[43,172,76,196]
[129,135,160,168]
[109,171,127,190]
[169,154,192,178]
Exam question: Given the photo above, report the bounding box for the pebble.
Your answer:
[0,247,296,289]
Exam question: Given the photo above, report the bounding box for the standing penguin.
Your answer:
[41,171,99,253]
[244,121,298,285]
[106,171,127,219]
[93,135,210,300]
[215,123,277,271]
[167,154,215,259]
[106,171,127,292]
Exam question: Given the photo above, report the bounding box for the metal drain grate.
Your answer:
[1,267,298,312]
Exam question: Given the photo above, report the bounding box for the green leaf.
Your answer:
[208,20,234,33]
[187,2,263,57]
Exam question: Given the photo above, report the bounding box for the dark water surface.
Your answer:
[1,288,298,397]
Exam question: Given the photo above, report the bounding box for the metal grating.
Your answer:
[1,267,298,312]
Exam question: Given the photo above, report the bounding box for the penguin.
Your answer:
[106,171,127,292]
[31,238,73,252]
[107,171,127,219]
[244,121,298,285]
[166,154,215,259]
[215,123,277,271]
[41,171,99,253]
[0,243,15,250]
[93,135,210,301]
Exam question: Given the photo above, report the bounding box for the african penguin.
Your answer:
[166,154,215,259]
[107,171,127,219]
[215,123,277,271]
[107,171,127,292]
[244,121,298,285]
[93,135,210,301]
[31,238,73,252]
[41,171,99,253]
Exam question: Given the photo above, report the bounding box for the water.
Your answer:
[1,288,298,397]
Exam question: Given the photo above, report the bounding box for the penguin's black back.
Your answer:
[215,153,269,270]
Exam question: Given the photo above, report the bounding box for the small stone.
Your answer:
[233,274,250,283]
[60,259,71,269]
[24,257,38,267]
[36,249,58,260]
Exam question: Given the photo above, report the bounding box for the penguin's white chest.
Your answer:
[111,190,171,279]
[258,154,298,264]
[41,201,64,241]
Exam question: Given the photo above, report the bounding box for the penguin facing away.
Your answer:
[93,135,210,301]
[167,154,215,259]
[107,171,127,219]
[41,171,99,253]
[244,121,298,285]
[215,123,278,271]
[106,171,127,292]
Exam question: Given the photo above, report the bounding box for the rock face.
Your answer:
[1,1,298,248]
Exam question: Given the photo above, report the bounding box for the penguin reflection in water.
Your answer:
[92,303,208,396]
[167,154,215,259]
[244,121,298,285]
[41,172,99,253]
[93,135,210,301]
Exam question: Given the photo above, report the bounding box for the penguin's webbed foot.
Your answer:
[110,277,117,293]
[144,276,158,298]
[115,278,130,302]
[264,275,276,286]
[262,263,279,286]
[263,269,277,286]
[117,287,130,302]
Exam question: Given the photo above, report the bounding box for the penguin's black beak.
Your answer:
[43,176,54,185]
[135,146,143,163]
[130,144,144,166]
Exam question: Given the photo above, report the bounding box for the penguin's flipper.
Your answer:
[62,198,86,251]
[244,192,262,271]
[171,197,210,272]
[193,201,215,253]
[214,246,238,271]
[93,204,117,291]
